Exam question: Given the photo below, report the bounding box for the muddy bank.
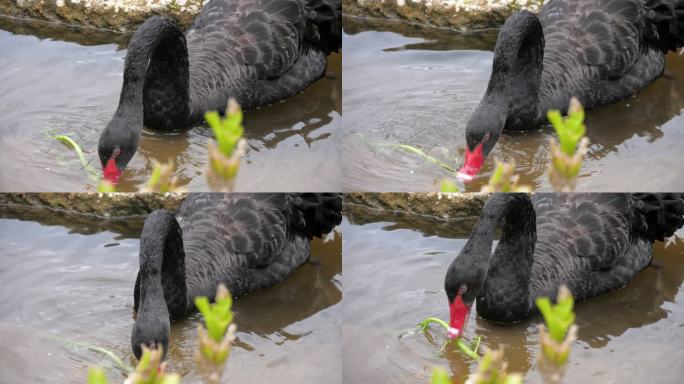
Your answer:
[343,0,544,30]
[0,0,203,31]
[344,192,487,221]
[0,193,185,217]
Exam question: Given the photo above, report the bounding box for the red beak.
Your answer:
[103,157,122,184]
[448,294,470,340]
[457,142,484,182]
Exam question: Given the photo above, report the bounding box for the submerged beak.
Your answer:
[457,142,485,182]
[448,294,470,340]
[103,157,122,184]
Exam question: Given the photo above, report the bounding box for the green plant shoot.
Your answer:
[440,178,460,192]
[547,98,586,156]
[431,367,451,384]
[468,348,523,384]
[98,180,116,192]
[194,290,234,342]
[204,99,244,158]
[535,287,575,343]
[87,367,108,384]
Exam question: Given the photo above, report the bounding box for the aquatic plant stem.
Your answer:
[419,317,480,360]
[419,317,450,332]
[52,134,100,181]
[88,346,134,374]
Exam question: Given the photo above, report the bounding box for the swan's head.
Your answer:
[131,306,170,360]
[444,249,486,339]
[458,103,506,182]
[98,116,140,184]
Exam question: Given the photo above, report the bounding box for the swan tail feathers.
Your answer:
[632,193,684,242]
[290,193,342,239]
[644,0,684,51]
[304,0,341,54]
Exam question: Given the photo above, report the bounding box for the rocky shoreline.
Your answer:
[0,0,204,31]
[343,0,543,30]
[0,0,543,31]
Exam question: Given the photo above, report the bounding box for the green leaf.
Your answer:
[547,105,586,156]
[204,102,245,158]
[535,291,576,342]
[194,291,234,342]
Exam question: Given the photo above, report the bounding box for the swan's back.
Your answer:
[538,0,663,110]
[184,0,339,116]
[176,193,341,301]
[529,194,647,300]
[528,193,684,301]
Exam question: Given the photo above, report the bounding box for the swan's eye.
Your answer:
[483,133,491,143]
[458,285,467,295]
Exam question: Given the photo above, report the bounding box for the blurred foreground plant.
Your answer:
[142,160,184,193]
[431,366,451,384]
[194,284,237,384]
[535,286,577,384]
[547,98,589,192]
[87,347,179,384]
[440,178,460,193]
[465,347,523,384]
[205,99,247,192]
[480,159,532,193]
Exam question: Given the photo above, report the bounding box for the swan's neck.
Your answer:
[491,11,546,130]
[136,210,189,320]
[118,17,190,132]
[466,193,537,321]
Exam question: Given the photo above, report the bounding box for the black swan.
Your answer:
[98,0,341,183]
[458,0,684,181]
[131,193,342,359]
[444,193,684,339]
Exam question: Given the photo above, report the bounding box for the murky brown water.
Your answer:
[342,17,684,192]
[0,204,341,383]
[342,209,684,383]
[0,16,341,192]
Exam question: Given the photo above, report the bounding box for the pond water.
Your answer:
[342,17,684,192]
[0,205,341,383]
[0,16,341,192]
[341,209,684,383]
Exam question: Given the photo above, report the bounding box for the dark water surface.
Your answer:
[342,211,684,383]
[342,17,684,192]
[0,205,341,383]
[0,17,341,192]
